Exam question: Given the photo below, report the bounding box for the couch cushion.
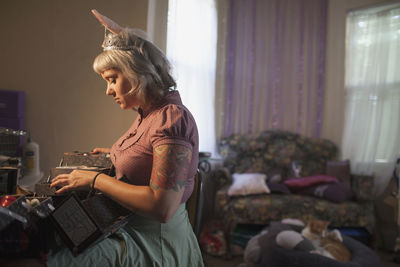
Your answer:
[215,187,375,232]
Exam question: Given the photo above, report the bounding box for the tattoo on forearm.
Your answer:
[150,144,192,192]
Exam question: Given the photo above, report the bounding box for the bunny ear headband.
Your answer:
[91,9,146,51]
[91,9,123,34]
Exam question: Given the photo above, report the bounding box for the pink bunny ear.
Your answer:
[91,9,123,34]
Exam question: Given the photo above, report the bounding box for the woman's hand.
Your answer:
[50,170,98,194]
[91,147,111,154]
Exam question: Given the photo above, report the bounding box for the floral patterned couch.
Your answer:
[213,130,375,256]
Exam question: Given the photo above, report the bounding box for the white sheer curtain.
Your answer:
[342,2,400,196]
[166,0,218,157]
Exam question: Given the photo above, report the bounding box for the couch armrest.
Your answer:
[351,174,374,201]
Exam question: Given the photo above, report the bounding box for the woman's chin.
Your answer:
[120,104,134,110]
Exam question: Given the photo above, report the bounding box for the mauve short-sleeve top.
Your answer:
[110,91,199,203]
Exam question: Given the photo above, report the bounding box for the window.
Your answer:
[342,2,400,195]
[166,0,218,157]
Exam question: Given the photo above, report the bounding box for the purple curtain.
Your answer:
[223,0,328,138]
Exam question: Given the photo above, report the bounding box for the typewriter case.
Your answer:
[50,192,132,255]
[36,151,131,255]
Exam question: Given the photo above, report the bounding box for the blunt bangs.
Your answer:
[93,51,122,74]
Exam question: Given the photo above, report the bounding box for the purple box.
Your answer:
[0,89,26,156]
[0,118,24,131]
[0,89,25,120]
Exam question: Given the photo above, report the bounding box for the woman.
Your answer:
[46,10,203,267]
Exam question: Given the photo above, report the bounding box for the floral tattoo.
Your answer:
[150,144,192,192]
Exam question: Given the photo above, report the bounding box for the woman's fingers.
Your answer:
[50,176,73,194]
[55,184,73,194]
[50,170,95,194]
[90,148,100,154]
[50,173,76,194]
[51,173,70,182]
[50,176,70,188]
[90,147,111,154]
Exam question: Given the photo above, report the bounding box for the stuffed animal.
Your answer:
[275,219,351,262]
[240,218,351,266]
[239,219,308,267]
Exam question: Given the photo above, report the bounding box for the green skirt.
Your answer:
[47,204,204,267]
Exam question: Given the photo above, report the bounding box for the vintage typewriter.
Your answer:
[35,151,132,255]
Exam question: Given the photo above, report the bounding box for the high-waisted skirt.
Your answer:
[47,204,204,267]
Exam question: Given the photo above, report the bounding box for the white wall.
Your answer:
[0,0,148,176]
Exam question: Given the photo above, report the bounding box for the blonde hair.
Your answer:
[93,29,176,106]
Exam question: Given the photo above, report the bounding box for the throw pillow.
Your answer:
[267,182,291,194]
[228,173,270,196]
[326,160,351,188]
[322,182,354,202]
[284,175,338,193]
[297,182,354,203]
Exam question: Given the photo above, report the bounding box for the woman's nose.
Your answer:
[106,87,114,95]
